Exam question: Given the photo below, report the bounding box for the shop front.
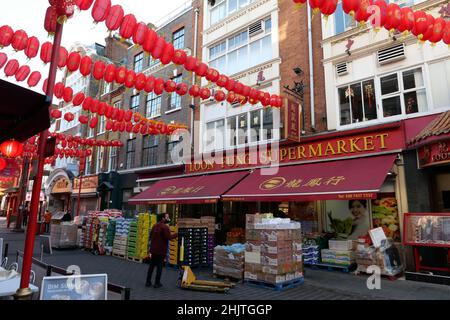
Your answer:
[72,174,99,216]
[45,169,74,214]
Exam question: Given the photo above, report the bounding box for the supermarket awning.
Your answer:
[222,154,397,202]
[128,171,249,204]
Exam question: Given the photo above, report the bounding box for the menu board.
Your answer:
[40,274,107,300]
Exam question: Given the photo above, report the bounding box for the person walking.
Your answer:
[43,210,52,233]
[146,213,178,288]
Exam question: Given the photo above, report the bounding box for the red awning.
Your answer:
[128,171,249,204]
[222,154,397,202]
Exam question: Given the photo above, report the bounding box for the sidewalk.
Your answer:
[1,221,449,300]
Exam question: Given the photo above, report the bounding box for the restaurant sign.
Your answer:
[51,178,72,194]
[187,126,404,174]
[418,140,450,168]
[284,99,302,142]
[73,175,99,194]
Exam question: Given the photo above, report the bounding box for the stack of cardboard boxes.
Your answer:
[321,240,356,267]
[51,223,78,248]
[244,214,303,285]
[213,244,245,280]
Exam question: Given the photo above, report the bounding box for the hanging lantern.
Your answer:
[216,75,229,88]
[292,0,307,8]
[106,5,124,31]
[234,82,244,95]
[151,36,166,60]
[125,122,133,133]
[132,124,140,134]
[164,80,177,93]
[214,90,226,102]
[160,43,175,65]
[11,30,28,51]
[111,108,119,120]
[227,92,236,104]
[73,92,85,106]
[117,109,125,122]
[124,110,133,122]
[63,87,73,103]
[370,0,388,30]
[342,0,360,17]
[27,71,42,88]
[118,122,125,132]
[249,89,259,101]
[270,94,278,107]
[54,82,65,99]
[140,125,148,135]
[184,56,197,72]
[242,85,251,97]
[105,105,113,118]
[412,10,428,40]
[4,59,19,77]
[308,0,325,16]
[144,75,155,93]
[78,114,89,124]
[15,66,30,82]
[176,83,188,96]
[76,0,94,10]
[86,149,92,156]
[135,73,146,91]
[320,0,338,19]
[104,63,116,83]
[40,42,53,64]
[90,99,99,114]
[58,47,68,68]
[154,78,165,95]
[79,56,92,77]
[133,113,141,123]
[119,14,137,40]
[0,140,23,158]
[225,78,236,92]
[429,18,446,44]
[443,21,450,46]
[172,49,187,65]
[44,6,58,35]
[397,7,414,35]
[0,25,14,48]
[200,88,211,100]
[420,14,436,42]
[97,102,107,116]
[91,0,111,23]
[206,68,220,83]
[89,117,98,129]
[54,0,76,21]
[188,85,200,97]
[195,62,208,77]
[82,96,93,111]
[124,70,136,88]
[0,53,7,69]
[115,66,127,84]
[64,112,75,122]
[143,28,158,53]
[355,0,372,27]
[112,121,119,132]
[67,52,81,72]
[105,120,113,131]
[133,22,148,46]
[25,36,40,59]
[51,109,62,119]
[384,3,402,32]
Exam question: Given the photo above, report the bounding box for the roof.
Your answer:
[409,111,450,145]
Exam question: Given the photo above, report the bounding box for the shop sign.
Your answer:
[187,127,404,174]
[40,274,107,300]
[158,186,205,196]
[73,175,98,194]
[418,140,450,168]
[51,178,72,194]
[284,99,302,142]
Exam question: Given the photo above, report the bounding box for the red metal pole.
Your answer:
[76,158,84,217]
[17,21,64,297]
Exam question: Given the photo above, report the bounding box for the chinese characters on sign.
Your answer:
[284,99,302,142]
[159,186,205,196]
[259,176,346,191]
[417,140,450,168]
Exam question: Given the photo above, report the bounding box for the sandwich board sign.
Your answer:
[40,274,108,300]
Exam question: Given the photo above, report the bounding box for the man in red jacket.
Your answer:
[146,213,178,288]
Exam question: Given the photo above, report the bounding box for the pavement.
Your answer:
[1,217,450,300]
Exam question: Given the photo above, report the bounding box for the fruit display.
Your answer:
[371,197,400,241]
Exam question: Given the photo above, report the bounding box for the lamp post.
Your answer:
[15,20,64,300]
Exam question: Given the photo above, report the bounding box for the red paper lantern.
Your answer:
[216,75,229,88]
[176,83,188,96]
[11,30,28,51]
[0,141,23,158]
[79,114,89,124]
[160,43,175,65]
[443,21,450,46]
[143,29,158,53]
[0,25,14,48]
[51,109,62,119]
[154,78,165,95]
[82,97,93,111]
[0,158,6,172]
[124,70,136,88]
[104,64,116,83]
[86,149,92,156]
[105,120,113,131]
[144,76,155,93]
[0,53,7,69]
[73,92,85,106]
[135,73,146,91]
[320,0,338,17]
[25,36,40,59]
[140,125,148,135]
[105,105,113,118]
[184,56,197,72]
[124,110,133,122]
[112,121,119,132]
[308,0,324,14]
[355,0,372,26]
[195,62,208,77]
[91,0,111,23]
[206,68,220,83]
[242,85,251,97]
[76,0,94,10]
[133,22,148,46]
[200,88,211,100]
[106,4,124,31]
[429,18,446,44]
[227,92,236,104]
[117,109,125,122]
[90,99,99,113]
[234,82,244,95]
[126,122,133,132]
[151,36,166,60]
[40,42,53,64]
[89,117,98,129]
[342,0,360,17]
[98,102,107,115]
[172,49,187,65]
[214,90,226,102]
[384,3,402,32]
[91,60,105,80]
[369,0,387,29]
[54,82,65,99]
[225,78,236,92]
[421,14,436,42]
[397,7,414,34]
[27,71,42,88]
[67,52,81,72]
[58,47,68,68]
[64,112,75,122]
[80,56,92,77]
[133,113,141,123]
[54,0,76,19]
[132,124,140,134]
[44,6,58,35]
[5,59,19,77]
[412,10,428,40]
[119,14,137,40]
[164,80,177,93]
[189,85,200,97]
[15,65,30,82]
[115,66,127,84]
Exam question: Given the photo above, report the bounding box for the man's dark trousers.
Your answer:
[146,254,165,285]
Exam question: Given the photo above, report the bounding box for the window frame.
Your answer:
[108,147,117,172]
[126,138,136,169]
[130,94,140,112]
[146,92,162,118]
[168,75,183,111]
[134,52,144,73]
[142,135,159,167]
[172,28,185,50]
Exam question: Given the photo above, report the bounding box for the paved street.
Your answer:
[1,218,449,300]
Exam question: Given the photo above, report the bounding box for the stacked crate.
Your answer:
[112,218,129,257]
[135,213,150,259]
[178,227,208,267]
[127,221,138,259]
[201,216,216,265]
[168,226,178,266]
[106,219,116,247]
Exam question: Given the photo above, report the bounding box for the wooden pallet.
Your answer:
[304,262,357,273]
[244,277,304,291]
[213,273,243,283]
[127,256,143,263]
[112,253,126,259]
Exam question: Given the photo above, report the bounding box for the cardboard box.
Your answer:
[264,274,286,284]
[245,229,261,241]
[246,241,261,252]
[244,271,259,281]
[245,251,261,264]
[261,230,288,242]
[261,241,292,254]
[245,262,263,273]
[292,241,302,252]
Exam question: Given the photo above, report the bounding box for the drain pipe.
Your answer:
[307,6,315,131]
[191,7,200,149]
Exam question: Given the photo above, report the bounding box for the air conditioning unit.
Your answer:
[377,44,405,65]
[336,62,349,76]
[249,21,264,37]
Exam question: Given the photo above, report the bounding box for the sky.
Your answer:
[0,0,188,92]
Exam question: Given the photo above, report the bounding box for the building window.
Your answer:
[237,113,248,145]
[262,108,273,141]
[146,92,162,118]
[168,75,182,111]
[428,59,450,110]
[98,116,106,135]
[205,119,225,152]
[172,28,185,50]
[209,18,272,75]
[108,147,117,171]
[142,135,159,166]
[102,82,111,96]
[88,125,95,138]
[167,136,183,164]
[85,155,92,175]
[338,79,377,125]
[96,147,104,173]
[130,95,140,112]
[380,68,427,118]
[126,138,136,169]
[334,2,357,35]
[210,0,256,26]
[134,52,144,73]
[227,115,237,147]
[250,110,261,143]
[114,101,122,109]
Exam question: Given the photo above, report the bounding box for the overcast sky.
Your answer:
[0,0,188,92]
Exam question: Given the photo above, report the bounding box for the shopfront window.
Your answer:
[85,155,92,175]
[142,135,158,166]
[338,79,377,125]
[126,138,136,169]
